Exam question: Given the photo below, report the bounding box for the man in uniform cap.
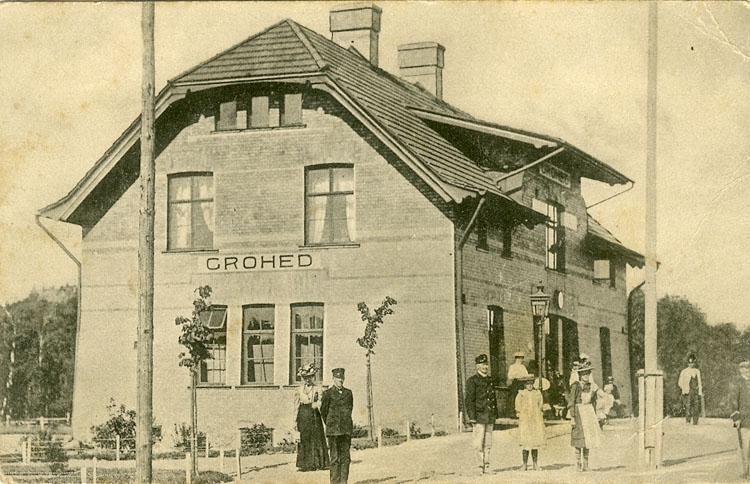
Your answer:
[678,353,703,425]
[321,368,353,484]
[465,353,498,473]
[731,361,750,477]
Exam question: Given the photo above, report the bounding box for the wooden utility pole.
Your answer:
[136,2,156,483]
[641,0,664,470]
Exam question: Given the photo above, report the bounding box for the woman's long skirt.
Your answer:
[296,404,329,471]
[570,403,601,449]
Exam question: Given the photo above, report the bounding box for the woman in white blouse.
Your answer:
[294,363,329,471]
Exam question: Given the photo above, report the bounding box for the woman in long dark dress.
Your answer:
[294,363,329,471]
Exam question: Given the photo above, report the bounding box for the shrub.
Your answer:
[240,423,273,455]
[90,398,161,450]
[172,422,206,451]
[192,470,234,484]
[380,427,399,437]
[409,422,421,439]
[351,424,368,439]
[90,399,136,450]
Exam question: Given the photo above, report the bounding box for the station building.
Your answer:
[39,4,644,446]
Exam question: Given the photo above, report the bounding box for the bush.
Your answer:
[240,423,273,455]
[351,424,368,439]
[90,399,136,450]
[29,429,68,473]
[380,427,399,437]
[409,422,421,439]
[172,422,206,451]
[193,470,234,484]
[90,398,161,451]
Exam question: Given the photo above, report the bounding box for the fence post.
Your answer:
[431,414,435,437]
[458,411,463,432]
[405,420,410,441]
[377,426,383,449]
[40,416,45,430]
[21,437,26,463]
[220,448,224,473]
[92,457,97,484]
[67,412,71,425]
[236,449,241,479]
[115,435,120,462]
[5,415,9,427]
[205,438,209,458]
[27,437,32,463]
[80,466,87,484]
[185,452,192,484]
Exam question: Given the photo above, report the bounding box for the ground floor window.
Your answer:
[243,305,275,384]
[199,306,227,384]
[290,303,324,384]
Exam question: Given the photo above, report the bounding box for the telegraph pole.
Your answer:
[136,2,156,483]
[640,0,664,470]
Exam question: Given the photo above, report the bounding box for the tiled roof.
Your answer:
[175,21,325,83]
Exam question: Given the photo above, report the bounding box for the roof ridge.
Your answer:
[169,18,297,85]
[286,19,327,71]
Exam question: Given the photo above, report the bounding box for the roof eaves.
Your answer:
[409,107,559,149]
[38,85,185,222]
[319,76,474,204]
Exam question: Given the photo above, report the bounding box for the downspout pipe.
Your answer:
[455,195,486,428]
[35,214,81,429]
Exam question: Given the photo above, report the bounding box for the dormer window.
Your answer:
[216,92,303,131]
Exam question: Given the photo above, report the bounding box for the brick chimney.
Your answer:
[330,3,382,67]
[397,42,445,100]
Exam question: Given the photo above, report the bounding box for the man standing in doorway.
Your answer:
[321,368,353,484]
[465,354,498,473]
[678,353,703,425]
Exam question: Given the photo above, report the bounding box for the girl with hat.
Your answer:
[515,374,546,470]
[567,360,602,471]
[293,363,329,472]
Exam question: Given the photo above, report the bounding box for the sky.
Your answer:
[0,2,748,327]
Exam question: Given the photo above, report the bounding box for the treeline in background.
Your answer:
[629,288,748,418]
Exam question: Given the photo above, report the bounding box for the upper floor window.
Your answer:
[594,259,616,288]
[216,93,303,131]
[476,219,488,251]
[198,305,227,384]
[290,303,324,384]
[305,165,355,245]
[545,202,565,271]
[242,305,275,385]
[501,224,513,258]
[168,173,214,251]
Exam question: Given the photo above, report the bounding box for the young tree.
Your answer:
[175,285,213,475]
[355,296,396,441]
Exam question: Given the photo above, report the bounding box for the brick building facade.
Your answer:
[39,4,642,446]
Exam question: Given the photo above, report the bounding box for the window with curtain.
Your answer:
[305,165,355,245]
[242,305,275,385]
[290,303,324,383]
[167,173,214,250]
[198,306,227,384]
